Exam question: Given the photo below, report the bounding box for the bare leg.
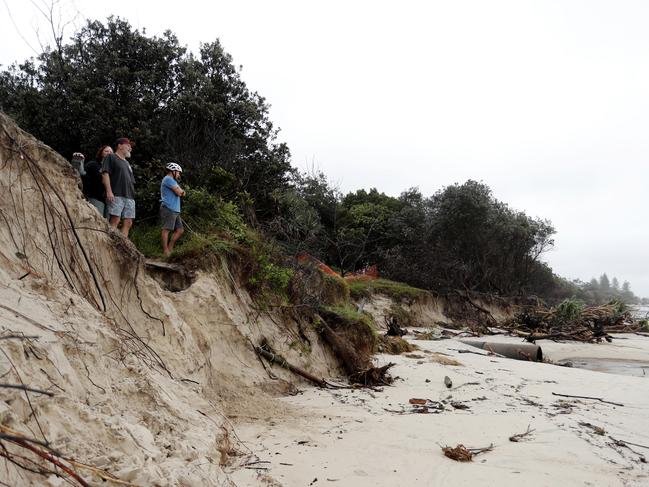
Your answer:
[121,218,133,238]
[161,229,171,256]
[109,215,120,229]
[167,227,184,253]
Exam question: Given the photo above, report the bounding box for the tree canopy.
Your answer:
[1,18,639,304]
[0,17,291,221]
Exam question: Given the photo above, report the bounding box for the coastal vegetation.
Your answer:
[0,17,643,305]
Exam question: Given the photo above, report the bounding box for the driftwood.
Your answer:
[254,346,327,387]
[385,316,406,337]
[551,392,623,407]
[442,443,494,461]
[509,425,535,442]
[349,363,395,386]
[502,303,643,343]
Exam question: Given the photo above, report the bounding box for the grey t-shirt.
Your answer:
[101,153,135,199]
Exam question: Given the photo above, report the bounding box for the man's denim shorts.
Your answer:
[107,196,136,219]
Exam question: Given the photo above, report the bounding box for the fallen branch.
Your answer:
[551,392,623,407]
[349,363,395,386]
[0,335,39,340]
[255,346,327,387]
[509,425,535,442]
[609,436,649,451]
[2,436,89,486]
[451,349,490,356]
[0,434,53,451]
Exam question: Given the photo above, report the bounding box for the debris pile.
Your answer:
[503,300,643,342]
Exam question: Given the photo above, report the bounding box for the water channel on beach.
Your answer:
[555,305,649,377]
[559,357,649,377]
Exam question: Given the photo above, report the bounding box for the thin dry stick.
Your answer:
[509,425,535,442]
[63,458,143,487]
[551,392,623,407]
[0,433,54,451]
[0,448,53,477]
[0,349,49,444]
[467,444,494,454]
[0,384,54,396]
[4,436,89,487]
[0,304,57,333]
[609,436,649,450]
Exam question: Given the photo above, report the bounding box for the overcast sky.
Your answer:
[2,0,648,296]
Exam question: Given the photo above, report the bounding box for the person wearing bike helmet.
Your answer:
[160,162,186,256]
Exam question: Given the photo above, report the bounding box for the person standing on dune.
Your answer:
[101,138,136,238]
[160,162,186,256]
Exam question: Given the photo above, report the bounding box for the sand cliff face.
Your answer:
[0,112,341,486]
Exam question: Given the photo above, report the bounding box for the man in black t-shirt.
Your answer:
[101,138,136,237]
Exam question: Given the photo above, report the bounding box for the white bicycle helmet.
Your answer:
[166,162,182,172]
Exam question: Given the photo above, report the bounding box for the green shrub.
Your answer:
[130,183,249,261]
[554,298,585,323]
[608,299,629,319]
[130,224,164,258]
[182,187,248,243]
[248,251,294,296]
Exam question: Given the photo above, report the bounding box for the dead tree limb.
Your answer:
[254,346,327,388]
[551,392,623,407]
[509,425,535,442]
[0,335,40,340]
[2,436,89,486]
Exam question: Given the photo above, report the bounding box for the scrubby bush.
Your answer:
[554,298,585,324]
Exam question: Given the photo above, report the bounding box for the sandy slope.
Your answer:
[231,335,649,487]
[0,112,340,485]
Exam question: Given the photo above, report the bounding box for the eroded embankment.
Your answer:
[0,112,341,486]
[359,286,517,333]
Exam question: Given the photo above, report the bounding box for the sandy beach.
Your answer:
[232,334,649,487]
